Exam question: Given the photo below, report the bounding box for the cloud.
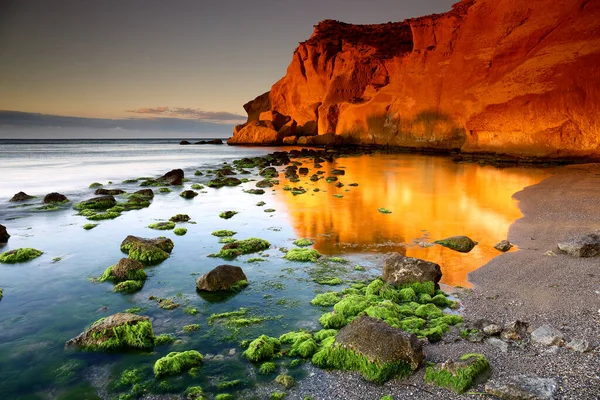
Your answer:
[127,106,246,124]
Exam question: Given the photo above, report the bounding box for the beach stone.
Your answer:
[259,167,278,177]
[565,338,592,353]
[10,191,34,202]
[95,188,126,196]
[112,258,145,281]
[43,192,69,203]
[494,240,513,252]
[65,313,154,351]
[531,325,564,346]
[120,235,174,254]
[282,136,297,145]
[501,320,529,341]
[382,253,442,287]
[486,337,509,353]
[483,324,502,336]
[557,232,600,257]
[0,224,10,243]
[256,180,274,188]
[161,169,184,185]
[133,189,154,199]
[195,265,248,292]
[434,236,478,253]
[180,140,191,145]
[336,316,424,370]
[180,190,198,199]
[485,375,557,400]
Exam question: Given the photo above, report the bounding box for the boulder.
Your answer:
[65,313,154,351]
[0,224,10,243]
[278,120,298,138]
[179,190,198,199]
[133,189,154,198]
[485,375,557,400]
[43,192,68,203]
[180,140,191,145]
[94,188,126,196]
[434,236,478,253]
[74,195,117,210]
[297,121,318,136]
[112,258,146,281]
[565,338,592,353]
[530,325,564,346]
[297,136,314,146]
[494,240,513,252]
[243,91,271,123]
[382,253,442,287]
[160,169,184,186]
[10,191,34,202]
[501,320,529,341]
[228,122,279,145]
[557,232,600,257]
[425,354,491,394]
[335,316,424,370]
[120,235,174,254]
[282,136,298,145]
[207,139,223,145]
[312,133,343,147]
[195,265,248,292]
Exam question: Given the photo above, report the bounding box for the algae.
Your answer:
[211,230,237,237]
[83,223,98,230]
[173,228,187,236]
[293,238,315,247]
[153,350,203,377]
[0,248,43,263]
[243,335,281,362]
[275,374,295,389]
[148,221,176,231]
[219,211,238,219]
[283,248,321,262]
[259,361,277,375]
[113,280,144,293]
[424,353,490,394]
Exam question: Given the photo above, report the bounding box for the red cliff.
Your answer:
[228,0,600,159]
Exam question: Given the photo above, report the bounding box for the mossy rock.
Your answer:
[170,214,191,222]
[206,178,242,188]
[259,361,277,375]
[311,292,342,307]
[127,243,170,266]
[184,386,205,400]
[243,335,281,362]
[275,374,295,389]
[293,238,315,247]
[83,223,98,230]
[0,288,3,300]
[148,221,176,230]
[180,190,199,199]
[174,228,188,236]
[74,195,117,210]
[121,235,174,254]
[0,248,43,263]
[113,280,144,293]
[211,238,270,260]
[219,211,238,219]
[196,265,248,292]
[154,350,204,377]
[434,236,478,253]
[283,248,321,262]
[65,313,154,351]
[424,353,490,393]
[99,258,147,282]
[211,230,236,237]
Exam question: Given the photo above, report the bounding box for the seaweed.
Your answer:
[153,350,204,377]
[0,248,43,263]
[283,248,322,262]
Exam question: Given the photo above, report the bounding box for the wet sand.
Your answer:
[285,163,600,399]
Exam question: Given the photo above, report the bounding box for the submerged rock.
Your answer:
[133,189,154,199]
[557,232,600,257]
[494,240,513,252]
[65,313,154,351]
[0,248,43,263]
[94,188,126,196]
[74,195,117,210]
[434,236,478,253]
[43,192,69,203]
[382,253,442,287]
[0,224,9,243]
[179,190,198,199]
[105,258,147,282]
[485,374,557,400]
[196,265,248,292]
[120,235,174,266]
[154,350,204,377]
[10,191,35,202]
[160,169,184,185]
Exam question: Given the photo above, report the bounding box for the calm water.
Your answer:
[0,140,554,399]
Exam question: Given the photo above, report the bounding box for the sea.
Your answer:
[0,138,554,399]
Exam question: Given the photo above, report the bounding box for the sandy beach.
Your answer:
[286,163,600,399]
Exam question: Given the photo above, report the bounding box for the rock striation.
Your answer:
[229,0,600,159]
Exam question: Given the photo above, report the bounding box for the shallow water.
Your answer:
[0,141,554,399]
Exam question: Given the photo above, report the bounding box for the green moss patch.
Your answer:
[182,324,201,333]
[424,353,490,393]
[0,248,43,263]
[154,334,176,346]
[211,230,236,237]
[210,237,270,260]
[174,228,188,236]
[154,350,204,377]
[275,374,295,389]
[185,386,204,400]
[219,211,238,219]
[68,315,154,352]
[284,248,322,262]
[293,238,315,247]
[128,243,170,266]
[378,208,392,214]
[311,292,342,307]
[243,335,281,362]
[259,361,276,375]
[83,223,98,230]
[148,221,176,230]
[113,280,144,293]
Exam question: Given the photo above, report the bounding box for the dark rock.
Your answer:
[485,375,557,400]
[180,190,198,199]
[180,140,191,145]
[94,188,126,196]
[112,258,145,281]
[195,265,248,292]
[331,169,345,175]
[336,316,424,370]
[133,189,154,199]
[557,232,600,257]
[161,169,184,185]
[10,191,34,202]
[530,325,564,346]
[434,236,478,253]
[298,167,309,175]
[43,192,69,203]
[256,180,274,188]
[259,167,278,177]
[75,195,117,210]
[0,224,10,243]
[494,240,513,252]
[501,320,529,341]
[169,214,190,222]
[382,253,442,287]
[120,235,174,254]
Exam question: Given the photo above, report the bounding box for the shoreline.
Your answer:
[286,163,600,399]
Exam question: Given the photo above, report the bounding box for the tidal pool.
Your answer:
[0,142,554,399]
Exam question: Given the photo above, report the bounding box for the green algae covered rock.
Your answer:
[259,361,276,375]
[65,313,154,351]
[434,236,478,253]
[74,195,117,210]
[174,228,188,236]
[99,258,147,282]
[210,237,270,260]
[0,248,43,263]
[275,374,295,389]
[148,221,176,230]
[113,280,144,293]
[293,238,315,247]
[424,353,490,393]
[0,288,3,300]
[196,265,248,292]
[243,335,281,362]
[154,350,204,377]
[211,230,236,237]
[283,248,321,262]
[120,235,174,266]
[121,235,174,254]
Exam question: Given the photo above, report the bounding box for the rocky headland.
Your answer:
[228,0,600,161]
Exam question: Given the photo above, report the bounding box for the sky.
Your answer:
[0,0,455,135]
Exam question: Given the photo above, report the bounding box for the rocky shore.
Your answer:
[282,164,600,399]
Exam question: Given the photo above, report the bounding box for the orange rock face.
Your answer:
[228,0,600,158]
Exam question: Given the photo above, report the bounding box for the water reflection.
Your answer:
[273,154,554,287]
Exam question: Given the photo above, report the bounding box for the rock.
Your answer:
[297,136,314,146]
[228,121,279,145]
[485,375,557,400]
[382,253,442,287]
[557,232,600,257]
[282,136,297,145]
[169,214,190,222]
[256,180,274,188]
[501,321,529,341]
[483,324,502,336]
[259,167,278,177]
[207,139,223,144]
[74,195,117,210]
[10,191,34,202]
[111,258,146,281]
[335,316,424,371]
[565,338,592,353]
[259,110,291,131]
[180,140,191,145]
[425,354,491,394]
[530,325,564,346]
[179,190,198,199]
[466,331,485,343]
[486,337,508,353]
[278,120,298,138]
[43,192,68,203]
[0,224,10,243]
[434,236,478,253]
[195,265,248,292]
[65,313,154,351]
[120,235,174,254]
[133,189,154,199]
[94,188,126,196]
[160,169,184,186]
[494,240,513,252]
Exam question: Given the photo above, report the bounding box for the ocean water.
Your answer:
[0,139,554,399]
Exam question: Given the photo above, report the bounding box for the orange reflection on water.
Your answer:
[273,154,553,287]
